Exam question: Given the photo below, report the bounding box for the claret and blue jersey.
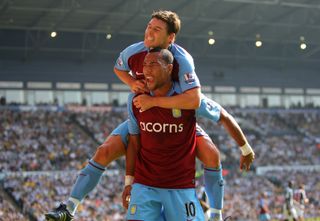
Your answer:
[127,82,197,189]
[126,82,223,189]
[114,41,200,93]
[112,41,223,148]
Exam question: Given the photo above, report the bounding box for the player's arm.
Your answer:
[113,44,148,94]
[261,203,269,213]
[122,134,139,209]
[195,96,255,171]
[218,107,255,171]
[114,67,147,94]
[156,87,201,109]
[122,93,140,209]
[303,191,309,204]
[126,135,140,177]
[133,52,201,111]
[133,87,201,111]
[122,134,140,209]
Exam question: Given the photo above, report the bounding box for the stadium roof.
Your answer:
[0,0,320,69]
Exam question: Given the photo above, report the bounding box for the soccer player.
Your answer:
[114,10,254,220]
[294,184,308,221]
[123,47,205,220]
[45,10,254,221]
[258,192,271,221]
[284,181,298,221]
[123,48,252,221]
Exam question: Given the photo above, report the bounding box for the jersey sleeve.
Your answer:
[114,42,146,72]
[127,93,140,135]
[259,199,263,207]
[196,95,221,122]
[114,47,131,72]
[172,44,201,92]
[178,59,201,92]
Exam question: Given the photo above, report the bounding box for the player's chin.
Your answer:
[144,40,151,48]
[144,40,157,49]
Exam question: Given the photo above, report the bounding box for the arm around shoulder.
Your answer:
[153,87,201,110]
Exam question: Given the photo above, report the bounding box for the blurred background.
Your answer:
[0,0,319,220]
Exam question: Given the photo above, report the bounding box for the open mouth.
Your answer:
[145,36,154,44]
[145,76,154,85]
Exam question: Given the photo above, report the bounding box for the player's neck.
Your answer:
[153,81,173,97]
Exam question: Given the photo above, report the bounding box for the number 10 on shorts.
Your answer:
[185,202,196,217]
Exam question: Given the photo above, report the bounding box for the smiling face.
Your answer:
[144,18,175,49]
[143,51,173,93]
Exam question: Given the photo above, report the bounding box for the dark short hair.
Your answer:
[151,10,181,35]
[149,47,174,65]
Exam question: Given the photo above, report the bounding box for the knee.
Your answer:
[92,142,112,165]
[92,136,126,166]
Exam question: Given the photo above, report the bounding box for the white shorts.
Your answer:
[284,206,298,219]
[296,205,305,217]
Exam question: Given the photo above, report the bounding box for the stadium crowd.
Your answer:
[3,172,126,221]
[0,194,25,221]
[0,106,319,220]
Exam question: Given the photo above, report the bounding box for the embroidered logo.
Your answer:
[130,204,137,215]
[172,108,182,118]
[184,73,196,84]
[117,57,123,67]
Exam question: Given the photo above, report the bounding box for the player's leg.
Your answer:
[45,120,128,221]
[298,206,305,221]
[66,135,126,214]
[259,213,270,221]
[127,183,164,221]
[161,188,205,221]
[283,205,289,221]
[195,128,224,221]
[196,133,220,168]
[291,207,298,221]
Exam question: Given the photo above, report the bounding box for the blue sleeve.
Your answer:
[172,44,201,92]
[178,60,201,92]
[196,95,221,122]
[127,93,140,135]
[259,199,263,207]
[114,47,131,72]
[114,42,146,72]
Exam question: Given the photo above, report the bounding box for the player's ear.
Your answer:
[168,33,175,44]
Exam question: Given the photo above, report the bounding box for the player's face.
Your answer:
[144,18,174,49]
[143,53,171,91]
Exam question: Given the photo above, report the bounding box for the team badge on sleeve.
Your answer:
[184,72,196,84]
[172,108,182,118]
[117,57,123,67]
[130,204,137,215]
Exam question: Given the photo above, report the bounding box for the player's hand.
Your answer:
[130,79,148,94]
[122,185,132,209]
[133,94,154,112]
[240,152,255,171]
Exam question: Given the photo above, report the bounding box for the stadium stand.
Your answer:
[0,105,319,220]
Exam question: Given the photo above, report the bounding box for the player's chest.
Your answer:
[136,108,194,124]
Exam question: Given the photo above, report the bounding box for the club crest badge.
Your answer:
[172,108,182,118]
[117,57,123,67]
[130,204,137,215]
[184,72,196,84]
